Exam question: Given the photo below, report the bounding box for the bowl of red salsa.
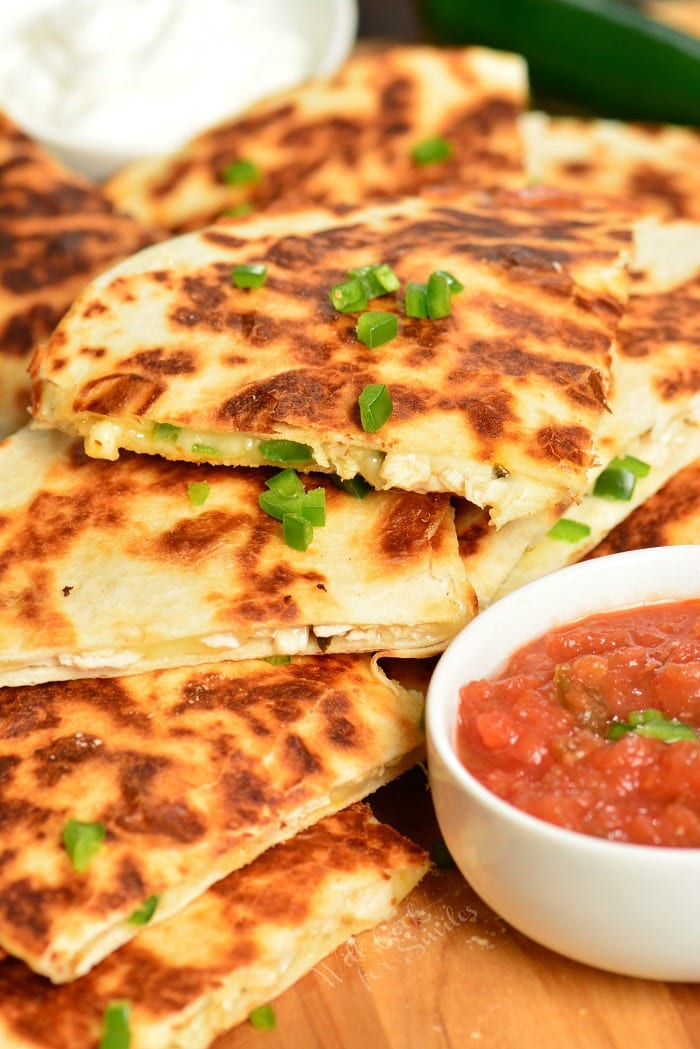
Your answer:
[426,545,700,980]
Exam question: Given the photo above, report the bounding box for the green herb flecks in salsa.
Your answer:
[63,819,106,873]
[607,708,698,743]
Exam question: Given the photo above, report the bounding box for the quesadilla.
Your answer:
[0,653,423,982]
[0,803,429,1048]
[587,456,700,555]
[103,43,528,233]
[0,111,159,440]
[0,425,471,687]
[31,187,635,525]
[469,224,700,603]
[521,111,700,222]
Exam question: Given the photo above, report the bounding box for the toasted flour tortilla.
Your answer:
[587,456,700,555]
[456,224,700,606]
[31,187,635,524]
[0,803,429,1048]
[0,426,471,687]
[103,43,528,233]
[0,653,423,982]
[0,112,159,440]
[521,111,700,222]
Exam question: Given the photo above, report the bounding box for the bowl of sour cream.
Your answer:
[0,0,358,180]
[426,544,700,981]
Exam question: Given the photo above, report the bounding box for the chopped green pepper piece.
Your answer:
[282,512,314,552]
[99,1000,131,1049]
[617,454,651,479]
[249,1004,277,1030]
[356,310,398,349]
[548,518,592,542]
[259,439,313,464]
[220,158,261,185]
[221,202,255,218]
[607,708,698,743]
[329,277,368,313]
[127,895,159,926]
[153,422,180,443]
[300,487,326,527]
[258,489,303,522]
[231,263,267,289]
[358,384,393,433]
[405,281,428,319]
[433,268,464,294]
[191,443,219,457]
[348,266,385,300]
[263,655,291,666]
[265,469,305,498]
[63,819,106,873]
[332,474,371,499]
[411,135,453,166]
[593,460,637,501]
[426,271,452,319]
[187,481,210,506]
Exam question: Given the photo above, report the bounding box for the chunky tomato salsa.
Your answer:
[456,599,700,847]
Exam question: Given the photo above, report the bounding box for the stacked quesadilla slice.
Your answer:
[103,43,528,233]
[0,112,160,440]
[31,187,635,528]
[0,803,429,1049]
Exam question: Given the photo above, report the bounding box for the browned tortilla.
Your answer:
[0,803,429,1049]
[103,43,528,232]
[0,111,159,438]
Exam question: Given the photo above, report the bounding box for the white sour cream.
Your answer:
[0,0,355,176]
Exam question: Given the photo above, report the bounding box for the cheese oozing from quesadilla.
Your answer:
[0,426,472,688]
[103,43,528,233]
[0,111,160,441]
[31,188,636,525]
[0,803,429,1049]
[0,653,424,983]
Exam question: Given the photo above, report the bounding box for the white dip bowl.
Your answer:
[427,545,700,980]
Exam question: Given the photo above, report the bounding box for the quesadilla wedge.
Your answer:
[521,111,700,222]
[0,803,429,1048]
[0,652,423,982]
[31,187,635,524]
[103,43,528,233]
[482,226,700,600]
[0,111,159,440]
[0,426,471,687]
[587,456,700,555]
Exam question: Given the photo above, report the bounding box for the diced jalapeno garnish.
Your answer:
[153,422,180,443]
[259,439,313,464]
[63,819,106,873]
[548,518,592,542]
[249,1004,277,1030]
[405,281,428,319]
[329,277,368,314]
[283,512,314,552]
[187,481,210,506]
[231,263,267,289]
[127,895,159,926]
[220,158,261,185]
[358,384,393,433]
[332,474,371,499]
[98,1000,131,1049]
[356,310,398,349]
[411,135,453,166]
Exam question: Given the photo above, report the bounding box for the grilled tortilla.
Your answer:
[31,187,635,524]
[587,456,700,555]
[0,111,159,440]
[0,653,423,982]
[103,43,528,233]
[0,425,471,687]
[521,111,700,222]
[479,225,700,600]
[0,803,429,1048]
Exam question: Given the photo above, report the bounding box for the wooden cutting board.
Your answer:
[215,767,700,1049]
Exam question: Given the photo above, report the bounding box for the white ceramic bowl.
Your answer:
[0,0,358,181]
[427,545,700,981]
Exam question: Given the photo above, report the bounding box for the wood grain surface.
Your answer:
[214,767,700,1049]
